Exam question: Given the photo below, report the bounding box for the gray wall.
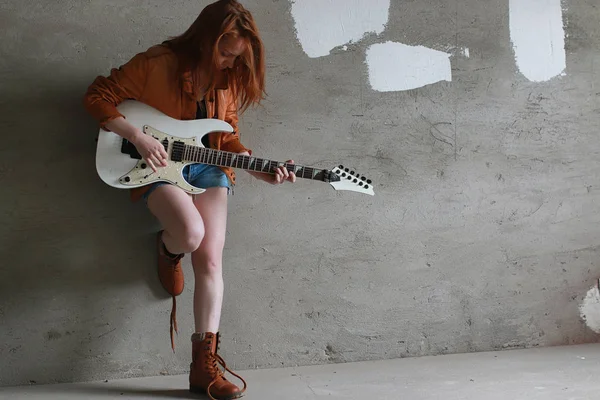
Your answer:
[1,0,599,387]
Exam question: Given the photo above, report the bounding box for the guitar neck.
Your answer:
[176,144,329,181]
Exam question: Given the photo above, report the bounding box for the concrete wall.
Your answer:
[1,0,600,387]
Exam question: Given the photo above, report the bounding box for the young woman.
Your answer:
[83,1,295,398]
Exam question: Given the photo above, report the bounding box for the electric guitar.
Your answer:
[95,101,375,196]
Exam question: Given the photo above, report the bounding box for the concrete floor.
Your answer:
[1,344,599,400]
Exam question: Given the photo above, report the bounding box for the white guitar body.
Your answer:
[96,100,233,194]
[96,100,375,196]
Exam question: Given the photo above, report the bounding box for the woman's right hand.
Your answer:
[131,132,169,172]
[105,117,169,173]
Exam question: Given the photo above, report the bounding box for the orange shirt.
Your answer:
[83,44,251,201]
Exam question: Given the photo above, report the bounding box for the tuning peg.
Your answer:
[339,165,344,169]
[367,179,372,184]
[361,176,366,181]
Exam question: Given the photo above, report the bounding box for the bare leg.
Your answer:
[191,187,228,333]
[147,185,205,254]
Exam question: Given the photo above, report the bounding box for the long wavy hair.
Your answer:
[164,0,265,112]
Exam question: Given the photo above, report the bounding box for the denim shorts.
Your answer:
[142,163,231,202]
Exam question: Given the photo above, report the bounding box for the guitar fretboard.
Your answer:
[172,142,327,181]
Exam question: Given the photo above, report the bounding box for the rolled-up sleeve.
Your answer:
[220,95,251,154]
[82,53,149,130]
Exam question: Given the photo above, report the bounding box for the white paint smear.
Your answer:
[290,0,390,58]
[579,285,600,333]
[509,0,566,82]
[366,41,452,92]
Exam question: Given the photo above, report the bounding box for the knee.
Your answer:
[177,225,204,253]
[192,247,223,276]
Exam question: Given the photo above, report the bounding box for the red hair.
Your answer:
[164,0,265,112]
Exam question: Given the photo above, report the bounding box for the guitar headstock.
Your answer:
[326,165,375,196]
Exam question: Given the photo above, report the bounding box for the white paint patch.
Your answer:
[365,41,452,92]
[579,285,600,333]
[509,0,566,82]
[290,0,390,58]
[462,48,470,58]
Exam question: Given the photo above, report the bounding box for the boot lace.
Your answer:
[205,351,247,400]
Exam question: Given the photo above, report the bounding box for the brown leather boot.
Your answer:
[189,332,247,400]
[157,231,184,351]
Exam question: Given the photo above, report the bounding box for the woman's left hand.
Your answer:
[239,151,296,185]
